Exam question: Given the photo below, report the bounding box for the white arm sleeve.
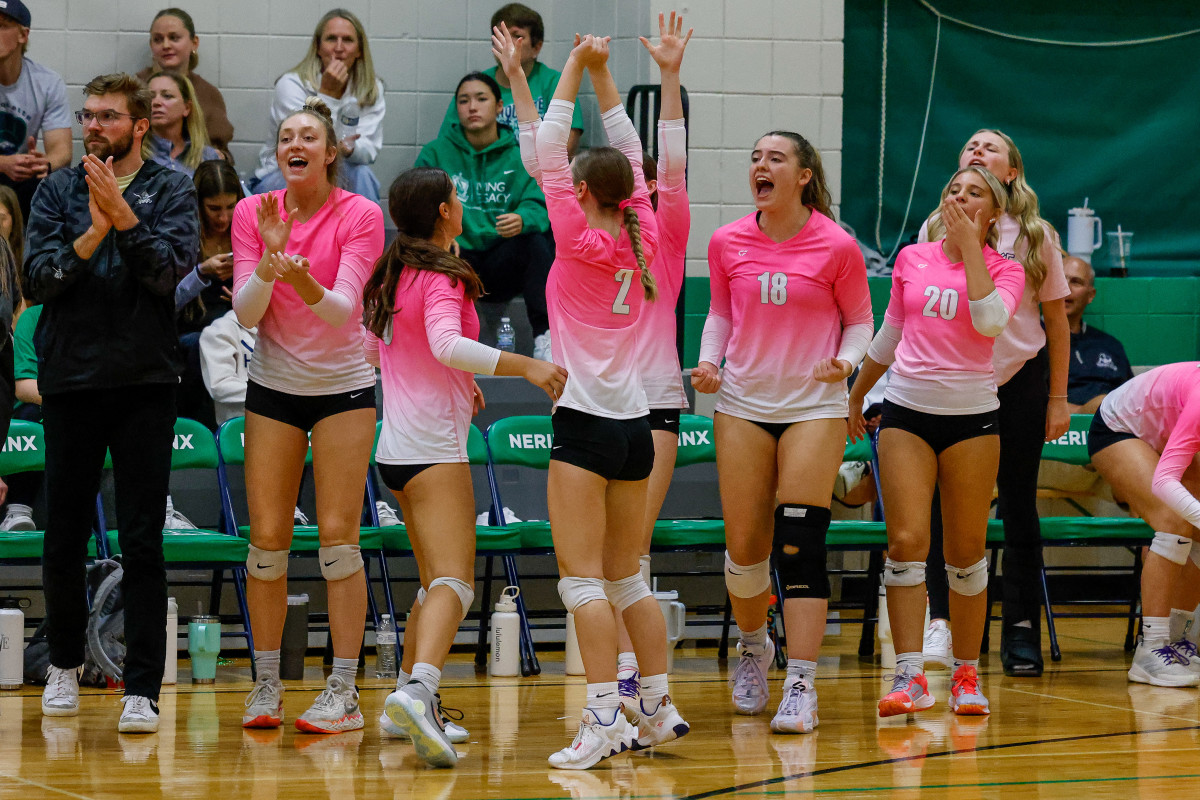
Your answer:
[835,321,875,369]
[306,289,354,327]
[233,271,274,329]
[865,321,903,366]
[363,330,381,369]
[697,312,732,366]
[441,338,502,375]
[600,105,643,168]
[968,289,1011,337]
[657,118,687,188]
[1154,480,1200,529]
[518,120,542,184]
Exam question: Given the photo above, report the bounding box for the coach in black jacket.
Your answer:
[24,73,198,733]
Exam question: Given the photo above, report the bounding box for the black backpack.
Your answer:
[24,558,125,686]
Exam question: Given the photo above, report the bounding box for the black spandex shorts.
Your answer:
[377,462,438,492]
[1087,411,1138,459]
[245,380,376,432]
[879,400,998,455]
[647,409,682,434]
[551,407,654,481]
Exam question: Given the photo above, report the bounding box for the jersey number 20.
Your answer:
[922,285,959,320]
[612,269,634,315]
[757,272,787,305]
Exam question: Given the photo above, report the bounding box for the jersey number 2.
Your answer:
[922,285,959,320]
[758,272,787,305]
[612,269,634,315]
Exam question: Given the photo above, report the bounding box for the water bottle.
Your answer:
[489,586,521,677]
[0,606,24,689]
[163,597,178,685]
[337,99,361,142]
[375,614,397,679]
[496,317,516,353]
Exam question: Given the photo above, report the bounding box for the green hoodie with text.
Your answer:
[415,124,549,253]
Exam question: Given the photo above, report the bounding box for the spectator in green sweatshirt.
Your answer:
[417,71,555,360]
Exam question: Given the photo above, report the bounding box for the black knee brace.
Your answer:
[773,503,832,599]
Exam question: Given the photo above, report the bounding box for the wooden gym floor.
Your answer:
[1,615,1198,799]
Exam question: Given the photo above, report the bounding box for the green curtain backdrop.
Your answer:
[842,0,1200,275]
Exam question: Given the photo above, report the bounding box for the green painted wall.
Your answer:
[681,276,1199,368]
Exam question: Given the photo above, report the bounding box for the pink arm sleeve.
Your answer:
[832,240,874,366]
[231,199,273,328]
[315,202,385,327]
[424,275,501,376]
[698,232,732,365]
[1151,396,1200,527]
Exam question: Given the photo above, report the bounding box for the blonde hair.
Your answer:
[289,9,380,107]
[925,167,1009,250]
[142,71,213,170]
[277,96,341,186]
[571,147,658,302]
[960,129,1052,293]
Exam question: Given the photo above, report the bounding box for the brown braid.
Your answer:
[623,206,657,301]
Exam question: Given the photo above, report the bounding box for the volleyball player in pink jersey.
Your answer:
[604,10,695,717]
[497,28,689,769]
[232,98,384,733]
[356,167,564,766]
[848,167,1025,718]
[919,129,1071,677]
[1089,362,1200,688]
[691,124,873,731]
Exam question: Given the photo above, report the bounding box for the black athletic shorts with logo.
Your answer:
[647,408,682,434]
[245,380,376,432]
[879,399,999,455]
[551,407,654,481]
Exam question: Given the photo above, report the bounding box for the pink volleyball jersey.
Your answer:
[1100,363,1200,503]
[884,240,1026,413]
[231,188,383,394]
[372,270,483,464]
[538,100,659,419]
[919,215,1068,385]
[702,211,873,423]
[640,124,689,410]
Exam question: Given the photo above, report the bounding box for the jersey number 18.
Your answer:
[757,271,788,305]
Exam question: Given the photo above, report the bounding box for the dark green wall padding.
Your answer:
[681,276,1198,369]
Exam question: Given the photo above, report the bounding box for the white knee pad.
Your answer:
[724,551,771,598]
[557,576,607,613]
[246,545,288,581]
[1151,531,1193,566]
[428,576,475,618]
[883,557,926,587]
[319,544,364,582]
[605,573,653,612]
[415,587,427,606]
[946,557,988,596]
[639,554,652,588]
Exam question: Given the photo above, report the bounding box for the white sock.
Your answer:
[331,656,357,685]
[953,657,979,671]
[1169,608,1191,642]
[740,622,769,651]
[896,652,923,677]
[617,651,639,680]
[785,658,817,687]
[394,667,412,691]
[1013,619,1033,629]
[640,672,668,708]
[410,662,441,695]
[1142,616,1170,646]
[586,681,621,718]
[255,649,281,679]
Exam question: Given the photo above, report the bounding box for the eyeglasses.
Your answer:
[75,110,138,127]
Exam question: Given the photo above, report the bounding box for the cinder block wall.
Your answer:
[29,0,843,264]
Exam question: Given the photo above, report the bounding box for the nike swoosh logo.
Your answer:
[324,560,338,567]
[350,391,366,399]
[892,568,908,574]
[256,563,271,569]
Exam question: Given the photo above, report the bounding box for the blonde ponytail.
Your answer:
[624,205,657,302]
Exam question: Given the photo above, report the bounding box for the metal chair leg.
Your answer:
[719,596,732,660]
[1040,561,1061,662]
[232,567,256,680]
[502,554,541,676]
[859,550,883,659]
[476,556,494,667]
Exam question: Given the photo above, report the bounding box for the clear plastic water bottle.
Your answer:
[497,317,516,353]
[337,99,361,142]
[375,614,397,679]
